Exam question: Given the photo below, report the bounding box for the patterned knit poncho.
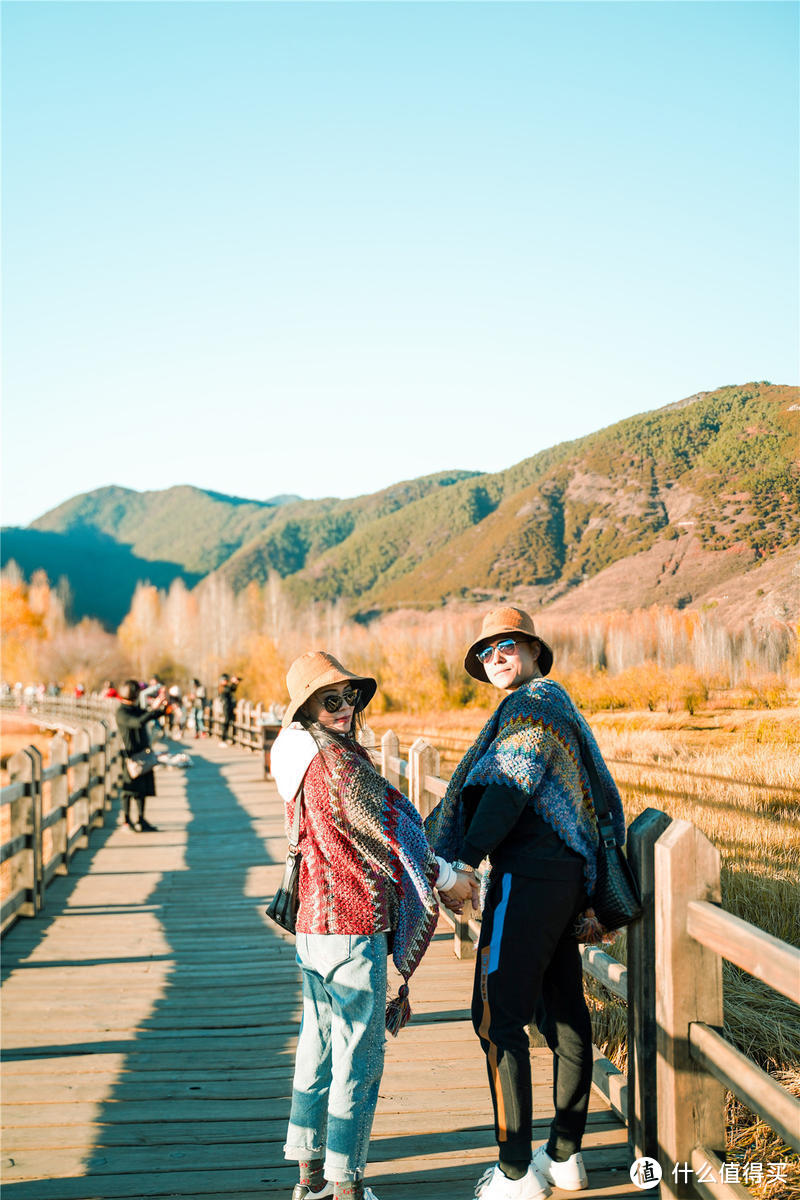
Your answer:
[276,729,440,987]
[424,678,626,896]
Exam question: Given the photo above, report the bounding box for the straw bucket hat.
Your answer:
[282,651,377,727]
[464,605,554,682]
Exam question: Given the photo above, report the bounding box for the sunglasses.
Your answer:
[476,638,521,665]
[321,686,361,713]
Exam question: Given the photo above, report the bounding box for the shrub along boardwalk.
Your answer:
[1,739,640,1200]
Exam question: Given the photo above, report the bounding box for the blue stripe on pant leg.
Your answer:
[487,873,512,975]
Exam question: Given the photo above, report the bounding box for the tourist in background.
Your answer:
[218,673,239,744]
[167,684,184,738]
[190,678,207,738]
[140,676,167,740]
[115,680,168,833]
[271,650,477,1200]
[425,607,626,1200]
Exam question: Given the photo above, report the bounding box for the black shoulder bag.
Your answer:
[577,726,642,930]
[265,789,303,935]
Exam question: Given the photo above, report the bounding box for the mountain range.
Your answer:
[3,382,798,629]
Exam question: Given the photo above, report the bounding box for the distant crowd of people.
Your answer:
[2,673,278,747]
[2,680,77,705]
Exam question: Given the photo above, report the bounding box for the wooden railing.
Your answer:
[376,729,800,1197]
[1,696,124,934]
[655,820,800,1199]
[208,696,278,758]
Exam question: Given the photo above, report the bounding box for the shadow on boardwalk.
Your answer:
[3,747,303,1197]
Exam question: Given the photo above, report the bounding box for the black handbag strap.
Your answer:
[288,787,304,852]
[574,720,618,847]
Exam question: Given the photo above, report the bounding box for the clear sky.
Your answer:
[2,0,798,528]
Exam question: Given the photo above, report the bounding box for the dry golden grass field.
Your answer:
[369,703,800,1199]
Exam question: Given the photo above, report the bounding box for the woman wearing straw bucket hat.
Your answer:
[425,607,626,1200]
[270,650,478,1200]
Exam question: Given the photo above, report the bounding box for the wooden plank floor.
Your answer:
[2,738,640,1199]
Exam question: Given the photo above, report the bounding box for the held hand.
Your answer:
[438,869,479,913]
[468,874,481,909]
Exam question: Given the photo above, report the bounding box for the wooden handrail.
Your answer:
[580,944,628,1001]
[687,899,800,1005]
[422,773,447,800]
[690,1147,752,1200]
[656,818,799,1198]
[0,781,28,806]
[689,1021,800,1151]
[1,702,123,934]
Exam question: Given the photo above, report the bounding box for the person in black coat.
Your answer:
[116,679,167,832]
[218,674,240,744]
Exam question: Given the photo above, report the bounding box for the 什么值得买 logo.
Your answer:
[630,1157,663,1189]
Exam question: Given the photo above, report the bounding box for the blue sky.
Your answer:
[2,0,798,527]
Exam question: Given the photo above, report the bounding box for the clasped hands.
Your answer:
[438,869,480,914]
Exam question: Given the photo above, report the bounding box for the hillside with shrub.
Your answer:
[3,382,797,627]
[222,381,800,624]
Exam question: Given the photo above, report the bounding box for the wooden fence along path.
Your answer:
[2,698,799,1199]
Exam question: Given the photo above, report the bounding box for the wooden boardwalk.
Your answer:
[2,739,639,1200]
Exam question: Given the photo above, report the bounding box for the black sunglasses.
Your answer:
[321,686,361,713]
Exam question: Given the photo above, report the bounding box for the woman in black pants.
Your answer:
[425,607,626,1200]
[218,674,239,744]
[115,680,167,832]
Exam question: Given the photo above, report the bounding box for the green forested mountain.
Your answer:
[4,383,798,626]
[27,485,300,575]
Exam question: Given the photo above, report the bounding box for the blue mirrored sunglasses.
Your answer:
[476,638,520,665]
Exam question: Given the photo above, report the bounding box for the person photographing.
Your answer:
[115,679,168,833]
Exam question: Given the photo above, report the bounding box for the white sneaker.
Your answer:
[474,1163,552,1199]
[291,1183,334,1199]
[531,1146,588,1191]
[363,1189,381,1200]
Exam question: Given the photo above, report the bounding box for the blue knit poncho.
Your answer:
[424,678,626,896]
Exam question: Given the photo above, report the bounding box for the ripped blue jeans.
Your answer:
[284,932,388,1182]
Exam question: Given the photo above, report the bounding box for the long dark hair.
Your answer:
[296,699,368,779]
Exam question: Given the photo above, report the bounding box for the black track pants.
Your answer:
[471,871,593,1165]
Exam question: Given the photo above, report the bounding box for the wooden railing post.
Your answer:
[72,728,91,850]
[656,819,726,1197]
[49,736,70,875]
[408,738,440,819]
[626,807,672,1161]
[358,724,378,765]
[8,748,43,917]
[28,747,44,913]
[96,720,114,812]
[381,731,400,790]
[87,721,107,828]
[107,722,122,799]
